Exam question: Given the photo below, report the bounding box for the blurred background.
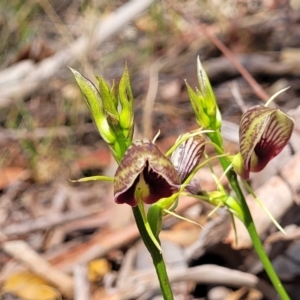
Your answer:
[1,0,300,299]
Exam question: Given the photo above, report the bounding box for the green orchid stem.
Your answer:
[209,132,290,300]
[114,157,173,299]
[132,206,174,300]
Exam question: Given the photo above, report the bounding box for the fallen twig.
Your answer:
[73,264,90,300]
[0,0,155,107]
[1,204,103,236]
[2,240,74,298]
[117,264,277,300]
[167,1,270,102]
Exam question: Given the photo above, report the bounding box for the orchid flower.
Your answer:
[233,105,294,180]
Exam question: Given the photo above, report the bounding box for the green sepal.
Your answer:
[137,198,163,253]
[70,175,114,182]
[197,57,215,115]
[97,75,119,118]
[119,65,134,140]
[147,205,163,238]
[70,68,116,144]
[185,82,210,128]
[110,80,119,109]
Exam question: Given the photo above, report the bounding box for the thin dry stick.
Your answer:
[116,247,137,289]
[1,204,101,236]
[119,264,277,300]
[38,0,74,45]
[0,0,155,107]
[265,224,300,245]
[168,2,269,102]
[2,240,74,299]
[199,25,269,102]
[170,265,277,300]
[73,264,90,300]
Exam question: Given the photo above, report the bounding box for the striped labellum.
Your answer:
[237,105,294,179]
[170,134,205,183]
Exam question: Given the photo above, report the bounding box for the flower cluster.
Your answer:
[71,66,134,162]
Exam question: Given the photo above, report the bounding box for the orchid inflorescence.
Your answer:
[71,57,293,299]
[71,58,294,246]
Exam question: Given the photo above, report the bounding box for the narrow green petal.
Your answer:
[186,81,210,128]
[119,65,134,138]
[97,76,119,118]
[71,176,114,182]
[70,68,116,144]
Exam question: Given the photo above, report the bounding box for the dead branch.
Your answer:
[1,204,103,237]
[2,240,74,299]
[49,196,200,273]
[73,264,90,300]
[0,0,154,107]
[265,224,300,245]
[117,265,277,300]
[167,0,269,102]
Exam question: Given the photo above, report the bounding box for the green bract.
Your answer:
[233,105,294,179]
[186,57,221,130]
[118,66,134,141]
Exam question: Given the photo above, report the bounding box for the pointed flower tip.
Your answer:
[114,139,180,207]
[188,57,220,130]
[235,105,294,179]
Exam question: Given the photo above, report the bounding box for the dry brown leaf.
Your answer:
[88,258,111,282]
[135,15,158,33]
[3,271,60,300]
[0,167,28,189]
[160,221,201,247]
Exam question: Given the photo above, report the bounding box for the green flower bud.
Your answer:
[70,68,116,144]
[97,76,119,118]
[187,57,221,130]
[233,105,294,179]
[118,65,134,140]
[71,65,135,161]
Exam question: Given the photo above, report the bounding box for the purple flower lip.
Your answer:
[114,139,181,207]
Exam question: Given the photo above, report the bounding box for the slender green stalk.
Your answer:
[209,131,290,300]
[132,206,174,300]
[109,123,173,299]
